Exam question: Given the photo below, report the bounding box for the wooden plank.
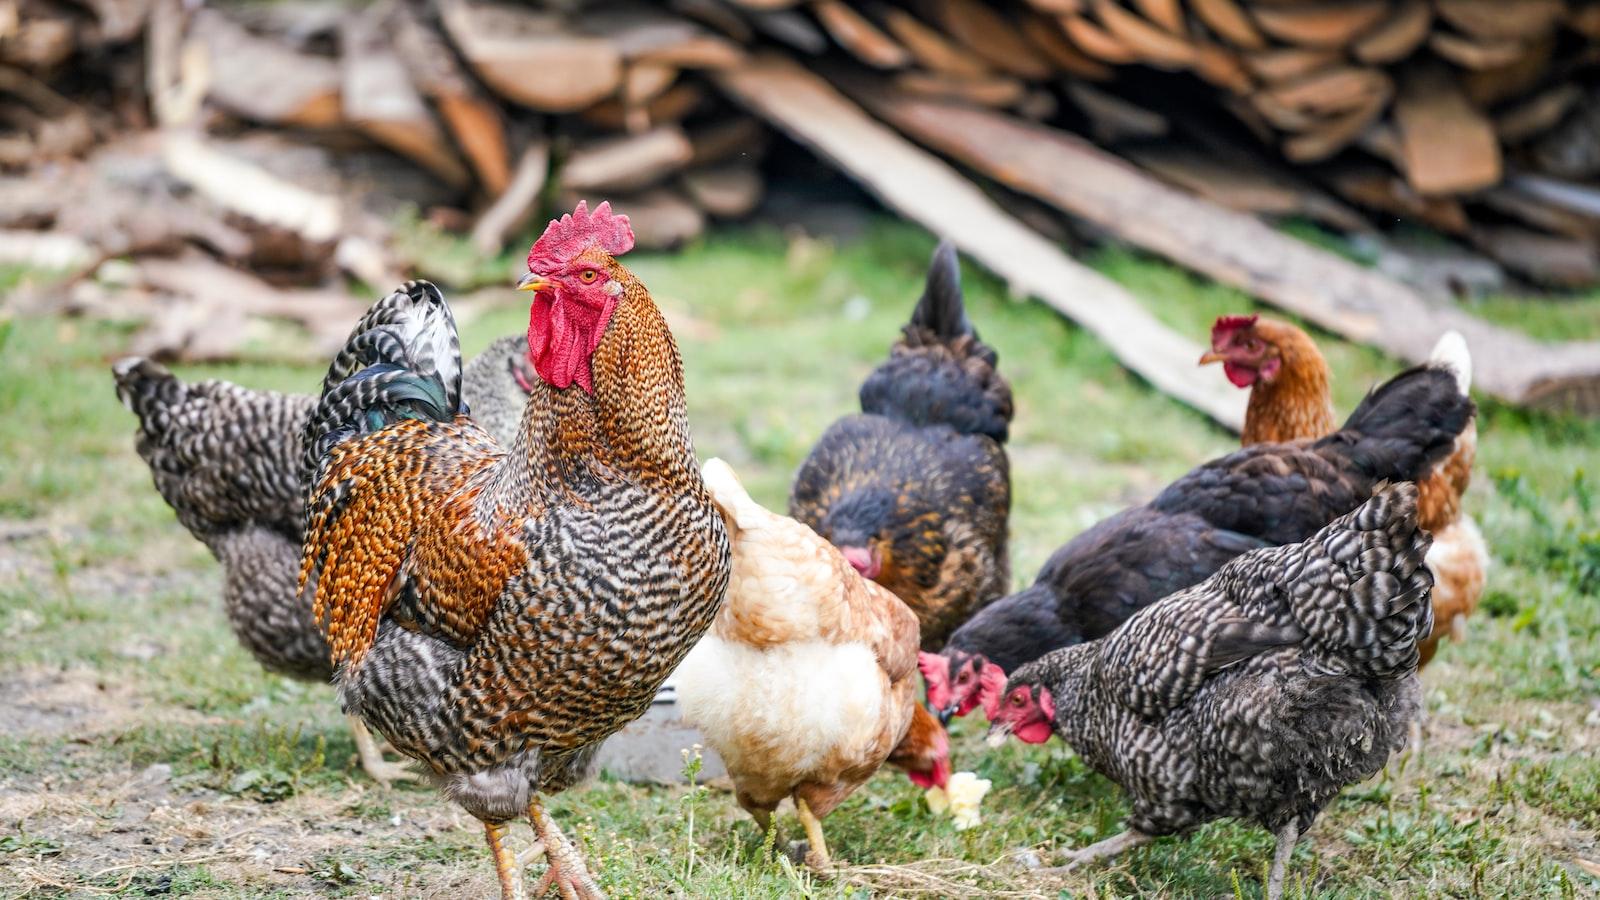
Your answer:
[1393,62,1501,196]
[845,81,1600,415]
[713,55,1247,430]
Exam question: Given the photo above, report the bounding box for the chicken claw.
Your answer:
[348,716,420,786]
[1033,829,1151,876]
[527,796,606,900]
[794,797,833,871]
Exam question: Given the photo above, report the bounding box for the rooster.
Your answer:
[112,336,535,784]
[1202,315,1487,666]
[988,483,1432,900]
[925,358,1474,724]
[677,458,948,869]
[789,241,1012,649]
[299,202,731,900]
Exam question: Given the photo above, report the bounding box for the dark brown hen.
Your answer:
[789,241,1012,648]
[300,202,730,900]
[989,483,1433,900]
[112,338,535,783]
[926,361,1473,723]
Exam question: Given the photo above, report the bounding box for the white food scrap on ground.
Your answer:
[924,771,992,830]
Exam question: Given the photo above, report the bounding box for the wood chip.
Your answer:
[1435,0,1565,41]
[438,0,622,112]
[471,141,549,254]
[1243,47,1342,84]
[894,70,1026,107]
[1429,31,1528,70]
[1283,91,1388,162]
[1191,0,1267,49]
[1020,11,1113,79]
[1264,66,1390,115]
[1092,0,1196,69]
[1393,62,1502,195]
[1250,1,1389,48]
[562,126,694,193]
[191,9,341,128]
[1352,0,1430,64]
[812,0,909,68]
[680,163,763,217]
[934,0,1053,78]
[1060,13,1138,64]
[881,7,989,77]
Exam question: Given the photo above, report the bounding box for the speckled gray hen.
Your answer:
[112,335,534,781]
[989,483,1433,900]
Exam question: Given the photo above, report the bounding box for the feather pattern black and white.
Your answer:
[1006,483,1431,850]
[113,325,534,684]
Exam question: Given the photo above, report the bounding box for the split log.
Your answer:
[561,127,694,193]
[392,1,510,194]
[438,0,622,112]
[190,9,341,128]
[680,162,763,217]
[850,83,1600,415]
[811,0,908,69]
[1392,62,1501,196]
[470,141,549,255]
[340,6,471,189]
[716,55,1247,429]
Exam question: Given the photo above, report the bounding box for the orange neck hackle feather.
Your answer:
[1239,318,1337,445]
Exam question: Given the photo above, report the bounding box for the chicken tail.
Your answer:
[1323,357,1475,486]
[301,281,464,478]
[858,242,1013,442]
[112,356,187,424]
[1427,330,1472,396]
[1277,481,1434,679]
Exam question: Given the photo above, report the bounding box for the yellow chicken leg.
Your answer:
[527,796,606,900]
[794,797,832,871]
[348,717,419,786]
[484,821,528,900]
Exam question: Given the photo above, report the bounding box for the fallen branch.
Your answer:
[716,55,1245,430]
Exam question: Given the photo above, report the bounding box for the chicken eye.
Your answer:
[1247,339,1261,351]
[1011,693,1026,706]
[578,269,599,284]
[957,670,971,683]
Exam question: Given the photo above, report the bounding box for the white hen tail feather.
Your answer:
[1428,331,1471,395]
[700,457,767,529]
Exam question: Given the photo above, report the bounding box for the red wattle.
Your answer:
[1222,361,1258,388]
[526,287,616,393]
[1014,720,1054,744]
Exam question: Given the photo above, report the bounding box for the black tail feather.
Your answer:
[1326,365,1475,484]
[909,241,972,340]
[301,281,464,477]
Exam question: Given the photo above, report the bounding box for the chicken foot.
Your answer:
[485,821,528,900]
[794,797,832,871]
[1034,829,1151,875]
[527,796,606,900]
[1266,820,1299,900]
[348,716,420,786]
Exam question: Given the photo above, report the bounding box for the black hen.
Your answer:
[790,241,1013,648]
[923,362,1472,722]
[989,483,1432,900]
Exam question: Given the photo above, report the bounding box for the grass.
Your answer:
[0,221,1597,898]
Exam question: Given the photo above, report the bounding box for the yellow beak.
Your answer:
[1198,351,1225,366]
[517,272,551,293]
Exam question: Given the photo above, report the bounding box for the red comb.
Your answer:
[1211,314,1258,345]
[527,200,635,272]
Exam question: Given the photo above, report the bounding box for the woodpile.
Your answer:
[0,0,1596,413]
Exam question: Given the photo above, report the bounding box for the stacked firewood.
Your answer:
[733,0,1600,286]
[3,0,1600,322]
